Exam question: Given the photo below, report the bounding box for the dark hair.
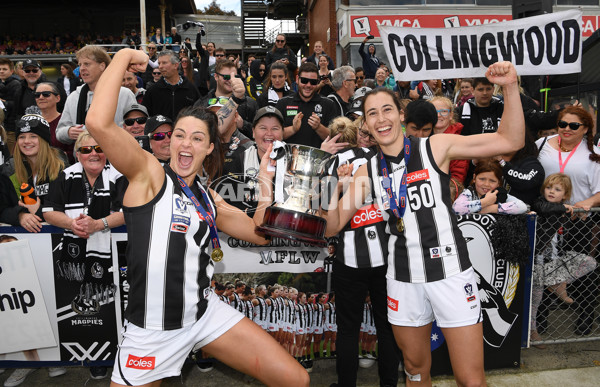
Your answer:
[354,66,364,74]
[215,47,226,55]
[405,100,438,129]
[472,77,493,88]
[264,62,290,89]
[60,63,75,79]
[174,106,223,181]
[0,58,14,70]
[0,235,18,243]
[242,286,253,296]
[214,282,226,291]
[298,62,318,76]
[180,54,194,84]
[272,34,287,52]
[361,88,402,117]
[511,130,538,162]
[472,158,504,186]
[557,106,600,163]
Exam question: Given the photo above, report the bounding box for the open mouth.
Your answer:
[376,126,392,136]
[178,152,193,168]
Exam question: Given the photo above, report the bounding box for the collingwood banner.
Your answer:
[379,10,582,81]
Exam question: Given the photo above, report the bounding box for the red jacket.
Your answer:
[443,123,469,183]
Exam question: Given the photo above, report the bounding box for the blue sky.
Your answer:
[195,0,240,15]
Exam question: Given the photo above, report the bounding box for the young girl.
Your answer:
[529,173,597,343]
[452,158,527,215]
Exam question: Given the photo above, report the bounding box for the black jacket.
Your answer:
[305,52,334,70]
[57,76,80,94]
[0,74,21,112]
[142,77,200,120]
[265,47,297,73]
[501,156,545,206]
[0,173,27,226]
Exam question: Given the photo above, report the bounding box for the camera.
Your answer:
[367,35,375,40]
[320,74,329,80]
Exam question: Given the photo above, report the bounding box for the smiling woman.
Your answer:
[84,48,309,387]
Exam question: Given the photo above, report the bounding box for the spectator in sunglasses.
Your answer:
[7,59,66,153]
[56,45,136,145]
[142,50,201,120]
[122,103,149,137]
[274,62,336,148]
[144,115,174,164]
[35,82,75,163]
[196,60,258,139]
[265,34,297,74]
[146,67,162,89]
[140,43,159,86]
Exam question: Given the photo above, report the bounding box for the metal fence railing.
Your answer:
[531,207,600,345]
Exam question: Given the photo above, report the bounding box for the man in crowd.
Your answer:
[358,37,380,79]
[141,42,159,85]
[275,62,335,148]
[122,103,148,137]
[459,77,503,136]
[122,71,145,104]
[123,29,141,48]
[56,45,136,145]
[196,60,258,139]
[328,66,356,118]
[0,58,20,112]
[142,50,200,120]
[171,26,182,48]
[354,67,365,89]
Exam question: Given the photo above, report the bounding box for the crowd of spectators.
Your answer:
[0,27,599,387]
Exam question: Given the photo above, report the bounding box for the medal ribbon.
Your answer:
[176,176,221,251]
[378,136,411,220]
[557,137,581,173]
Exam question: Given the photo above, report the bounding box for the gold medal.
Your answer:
[211,248,224,262]
[396,218,404,233]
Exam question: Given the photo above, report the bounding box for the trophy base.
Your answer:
[257,206,327,247]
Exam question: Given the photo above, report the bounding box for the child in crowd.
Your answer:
[452,158,527,215]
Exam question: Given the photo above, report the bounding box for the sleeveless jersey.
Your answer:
[325,301,336,325]
[367,137,471,283]
[327,147,389,268]
[123,165,216,330]
[313,303,325,327]
[267,296,278,324]
[254,296,268,323]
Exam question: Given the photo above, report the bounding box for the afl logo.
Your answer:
[457,214,519,307]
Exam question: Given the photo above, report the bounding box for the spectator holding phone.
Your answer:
[265,34,297,74]
[358,36,380,79]
[316,54,334,97]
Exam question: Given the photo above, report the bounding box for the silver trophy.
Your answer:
[257,144,333,247]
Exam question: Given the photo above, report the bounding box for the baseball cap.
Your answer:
[253,106,284,126]
[123,104,149,119]
[353,86,372,100]
[16,114,51,144]
[23,59,41,69]
[347,98,365,117]
[144,115,174,135]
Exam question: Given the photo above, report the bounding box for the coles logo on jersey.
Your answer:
[351,204,383,229]
[406,169,430,184]
[126,355,156,370]
[387,296,399,311]
[286,105,299,116]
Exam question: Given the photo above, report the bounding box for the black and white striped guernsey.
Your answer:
[367,137,471,283]
[123,165,216,330]
[254,296,268,323]
[327,147,389,268]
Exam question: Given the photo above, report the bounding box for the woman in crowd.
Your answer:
[57,63,78,96]
[325,62,524,386]
[246,59,266,100]
[373,68,388,89]
[317,54,334,96]
[452,158,528,215]
[430,96,468,183]
[536,106,600,335]
[256,62,292,108]
[454,78,474,108]
[85,48,308,387]
[12,114,67,219]
[34,82,74,163]
[265,33,297,74]
[180,55,202,94]
[294,291,308,365]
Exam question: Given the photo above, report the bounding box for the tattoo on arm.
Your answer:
[217,99,237,127]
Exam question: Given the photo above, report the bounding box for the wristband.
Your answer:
[102,217,109,232]
[498,159,506,167]
[231,95,245,105]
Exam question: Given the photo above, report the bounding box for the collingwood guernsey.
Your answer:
[327,147,388,268]
[123,165,216,330]
[367,137,470,283]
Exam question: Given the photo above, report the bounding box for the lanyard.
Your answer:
[176,176,221,251]
[378,136,411,220]
[557,137,581,173]
[82,173,96,215]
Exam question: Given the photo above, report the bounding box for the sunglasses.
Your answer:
[276,39,285,43]
[124,116,148,126]
[208,97,230,106]
[153,71,161,75]
[558,120,584,130]
[215,54,225,57]
[357,76,365,80]
[216,72,238,80]
[150,131,172,141]
[78,145,103,154]
[358,129,375,141]
[436,109,451,117]
[34,91,58,99]
[24,68,39,73]
[148,47,156,50]
[299,76,319,85]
